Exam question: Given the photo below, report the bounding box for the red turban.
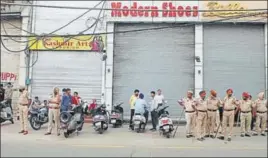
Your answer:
[242,92,249,98]
[226,89,233,93]
[210,90,217,96]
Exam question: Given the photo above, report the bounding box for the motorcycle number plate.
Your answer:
[95,122,101,126]
[134,121,140,125]
[111,119,116,123]
[163,126,169,130]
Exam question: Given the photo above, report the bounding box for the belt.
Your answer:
[198,110,207,113]
[20,104,28,106]
[185,111,195,113]
[49,107,59,109]
[257,111,267,114]
[208,109,217,112]
[224,109,234,111]
[241,111,251,113]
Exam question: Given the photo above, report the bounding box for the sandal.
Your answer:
[44,132,51,135]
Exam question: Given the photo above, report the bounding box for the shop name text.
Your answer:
[1,72,17,82]
[111,2,199,18]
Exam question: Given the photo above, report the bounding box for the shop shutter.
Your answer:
[31,51,102,103]
[113,23,195,119]
[203,24,265,99]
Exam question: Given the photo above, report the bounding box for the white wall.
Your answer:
[265,24,267,98]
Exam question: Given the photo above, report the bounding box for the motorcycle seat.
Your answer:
[135,113,141,115]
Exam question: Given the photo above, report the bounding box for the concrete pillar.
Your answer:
[104,22,114,112]
[18,8,30,87]
[265,24,267,98]
[194,24,203,97]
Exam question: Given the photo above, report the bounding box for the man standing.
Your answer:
[193,90,208,141]
[5,82,14,113]
[178,91,195,138]
[237,92,254,137]
[18,86,29,135]
[150,91,158,131]
[253,92,267,136]
[249,95,256,131]
[155,89,165,108]
[206,90,222,138]
[129,89,139,130]
[0,84,5,102]
[219,89,238,141]
[61,88,71,112]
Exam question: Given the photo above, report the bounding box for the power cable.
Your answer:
[1,1,267,12]
[2,11,267,39]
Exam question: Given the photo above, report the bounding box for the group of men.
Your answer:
[179,89,267,141]
[128,89,165,131]
[0,83,15,113]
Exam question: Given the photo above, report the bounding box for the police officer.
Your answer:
[193,90,208,141]
[18,86,29,135]
[219,89,238,141]
[205,90,222,138]
[179,91,196,138]
[237,92,254,137]
[253,92,267,136]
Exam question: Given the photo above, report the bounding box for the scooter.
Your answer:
[157,105,174,138]
[133,113,146,133]
[28,106,49,130]
[110,102,124,128]
[60,100,87,138]
[0,100,14,124]
[92,104,109,134]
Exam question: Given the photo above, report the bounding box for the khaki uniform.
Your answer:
[215,110,222,132]
[47,95,61,134]
[18,90,29,131]
[182,98,196,136]
[238,100,254,134]
[194,98,208,139]
[206,97,221,135]
[222,96,237,138]
[254,99,267,134]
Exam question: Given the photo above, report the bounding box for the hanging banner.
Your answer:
[28,35,106,51]
[201,1,268,22]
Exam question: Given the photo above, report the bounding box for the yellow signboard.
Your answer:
[28,35,106,51]
[201,1,268,22]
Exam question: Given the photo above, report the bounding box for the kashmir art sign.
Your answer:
[28,35,106,51]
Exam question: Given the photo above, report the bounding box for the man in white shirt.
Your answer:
[150,91,158,131]
[155,89,165,108]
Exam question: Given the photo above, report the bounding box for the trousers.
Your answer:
[255,112,267,134]
[240,112,252,134]
[196,111,207,139]
[206,111,217,135]
[129,109,135,128]
[185,112,195,135]
[151,110,158,129]
[222,110,235,138]
[47,109,60,134]
[19,105,28,131]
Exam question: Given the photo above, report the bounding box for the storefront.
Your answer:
[28,35,105,102]
[105,1,267,119]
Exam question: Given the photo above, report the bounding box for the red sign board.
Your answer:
[111,2,199,18]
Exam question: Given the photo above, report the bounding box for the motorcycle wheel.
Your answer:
[64,132,69,138]
[99,129,103,134]
[166,133,171,138]
[112,124,116,128]
[0,118,4,123]
[30,115,42,130]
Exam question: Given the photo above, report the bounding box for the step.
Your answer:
[84,116,92,123]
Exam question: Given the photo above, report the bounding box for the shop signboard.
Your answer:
[200,1,268,22]
[107,1,200,22]
[1,72,17,83]
[28,35,106,51]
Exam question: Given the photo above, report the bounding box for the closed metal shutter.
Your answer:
[113,23,195,119]
[31,51,102,102]
[204,24,265,99]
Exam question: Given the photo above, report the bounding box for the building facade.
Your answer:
[23,1,267,119]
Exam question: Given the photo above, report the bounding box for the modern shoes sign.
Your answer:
[108,1,200,22]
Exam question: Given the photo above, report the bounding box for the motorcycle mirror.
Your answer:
[164,100,168,104]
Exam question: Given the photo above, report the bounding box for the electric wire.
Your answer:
[1,1,268,12]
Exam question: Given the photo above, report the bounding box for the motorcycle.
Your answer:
[60,100,87,138]
[0,100,14,124]
[133,113,146,133]
[157,105,174,138]
[92,104,109,134]
[28,106,49,130]
[110,102,124,128]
